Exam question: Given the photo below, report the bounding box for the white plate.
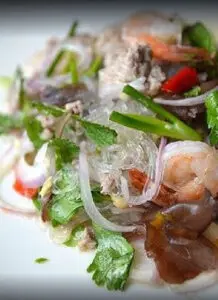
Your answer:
[1,4,218,299]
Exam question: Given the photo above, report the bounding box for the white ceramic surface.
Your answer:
[1,4,218,299]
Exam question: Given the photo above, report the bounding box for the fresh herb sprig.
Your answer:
[87,223,134,291]
[31,101,117,148]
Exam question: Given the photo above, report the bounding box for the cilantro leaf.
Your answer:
[31,101,64,117]
[49,165,83,224]
[205,90,218,145]
[23,116,44,149]
[80,120,117,148]
[48,166,111,225]
[35,257,49,264]
[184,86,201,98]
[87,224,134,291]
[0,113,23,134]
[49,138,79,170]
[185,22,217,54]
[64,224,86,247]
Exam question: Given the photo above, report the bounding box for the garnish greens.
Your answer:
[110,85,202,141]
[0,114,23,134]
[49,138,79,170]
[49,165,83,225]
[205,90,218,145]
[31,101,64,117]
[23,116,44,149]
[48,166,111,225]
[64,224,86,247]
[32,195,42,211]
[83,55,103,78]
[87,223,134,291]
[184,86,201,97]
[185,22,216,54]
[46,21,78,77]
[31,101,117,147]
[35,257,49,264]
[79,119,117,148]
[70,56,79,84]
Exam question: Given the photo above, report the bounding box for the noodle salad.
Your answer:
[1,11,218,293]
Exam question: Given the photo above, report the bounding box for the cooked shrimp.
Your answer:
[121,12,210,62]
[163,141,218,202]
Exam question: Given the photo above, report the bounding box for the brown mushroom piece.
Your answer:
[38,83,88,107]
[144,197,218,284]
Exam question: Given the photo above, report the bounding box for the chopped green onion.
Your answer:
[35,257,49,264]
[111,85,202,141]
[70,56,79,84]
[67,20,79,37]
[46,21,78,77]
[83,55,103,77]
[16,66,30,113]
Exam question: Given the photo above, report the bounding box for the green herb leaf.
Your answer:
[80,119,117,148]
[205,90,218,145]
[31,101,65,117]
[64,224,86,247]
[49,166,83,224]
[0,114,23,134]
[32,195,42,212]
[185,22,217,54]
[23,116,44,149]
[49,137,79,170]
[30,101,117,148]
[87,223,134,291]
[35,257,49,264]
[184,86,201,98]
[49,166,111,225]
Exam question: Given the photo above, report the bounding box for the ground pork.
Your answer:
[99,44,152,83]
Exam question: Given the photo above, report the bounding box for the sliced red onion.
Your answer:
[0,203,36,218]
[128,137,167,205]
[15,142,56,189]
[79,146,137,232]
[154,86,218,106]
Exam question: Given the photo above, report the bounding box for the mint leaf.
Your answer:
[87,224,134,291]
[64,224,86,247]
[35,257,49,264]
[0,114,23,134]
[31,101,65,117]
[30,100,117,148]
[184,86,201,98]
[23,116,44,149]
[49,138,79,170]
[205,90,218,145]
[186,22,217,54]
[80,120,117,148]
[49,166,83,224]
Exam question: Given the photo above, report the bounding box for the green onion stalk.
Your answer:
[110,85,202,141]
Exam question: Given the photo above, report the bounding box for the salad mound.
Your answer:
[1,11,218,293]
